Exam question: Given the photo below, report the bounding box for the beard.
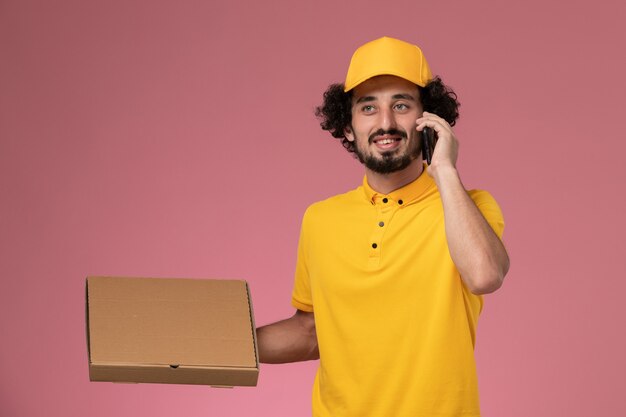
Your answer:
[353,128,422,174]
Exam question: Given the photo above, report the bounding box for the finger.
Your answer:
[417,113,450,128]
[415,119,452,135]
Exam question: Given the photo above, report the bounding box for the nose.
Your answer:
[379,107,397,131]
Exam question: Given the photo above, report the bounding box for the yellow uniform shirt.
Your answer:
[291,170,505,417]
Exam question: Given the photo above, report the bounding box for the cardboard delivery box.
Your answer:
[86,276,259,387]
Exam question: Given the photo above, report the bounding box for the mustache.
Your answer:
[368,129,407,144]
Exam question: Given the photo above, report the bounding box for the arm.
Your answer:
[256,309,319,364]
[432,166,510,294]
[417,112,510,295]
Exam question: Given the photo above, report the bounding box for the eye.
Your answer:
[361,105,376,113]
[394,103,409,111]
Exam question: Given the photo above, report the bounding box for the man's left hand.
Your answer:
[416,111,459,181]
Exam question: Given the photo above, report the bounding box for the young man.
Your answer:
[257,37,510,417]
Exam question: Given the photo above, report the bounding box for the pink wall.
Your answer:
[1,0,625,415]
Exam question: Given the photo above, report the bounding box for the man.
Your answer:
[257,37,510,417]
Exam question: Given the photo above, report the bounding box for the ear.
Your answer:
[344,126,355,142]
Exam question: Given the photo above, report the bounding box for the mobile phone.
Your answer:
[421,127,437,165]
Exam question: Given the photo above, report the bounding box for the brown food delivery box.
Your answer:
[86,276,259,387]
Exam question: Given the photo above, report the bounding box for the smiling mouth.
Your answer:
[369,129,407,146]
[374,137,402,145]
[372,134,405,151]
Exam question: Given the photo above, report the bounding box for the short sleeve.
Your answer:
[291,208,314,312]
[468,190,505,239]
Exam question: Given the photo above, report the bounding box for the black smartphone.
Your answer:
[421,127,437,165]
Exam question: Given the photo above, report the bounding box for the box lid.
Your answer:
[87,276,258,372]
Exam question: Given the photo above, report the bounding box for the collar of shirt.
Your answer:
[362,165,436,207]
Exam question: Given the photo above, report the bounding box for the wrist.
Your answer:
[428,163,459,187]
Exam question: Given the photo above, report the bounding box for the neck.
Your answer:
[365,158,424,194]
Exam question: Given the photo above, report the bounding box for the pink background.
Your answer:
[1,0,625,416]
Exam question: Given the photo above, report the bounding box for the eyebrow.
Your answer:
[392,93,417,101]
[354,93,417,104]
[355,95,376,104]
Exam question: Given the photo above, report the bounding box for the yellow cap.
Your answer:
[344,37,433,92]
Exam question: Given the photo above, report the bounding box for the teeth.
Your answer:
[378,138,395,145]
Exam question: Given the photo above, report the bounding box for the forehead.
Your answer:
[351,75,420,102]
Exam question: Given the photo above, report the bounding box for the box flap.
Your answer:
[87,276,257,369]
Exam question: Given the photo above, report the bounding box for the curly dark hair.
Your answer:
[314,76,460,154]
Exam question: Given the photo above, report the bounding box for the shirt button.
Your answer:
[382,198,388,203]
[372,243,378,248]
[378,221,384,227]
[398,199,404,205]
